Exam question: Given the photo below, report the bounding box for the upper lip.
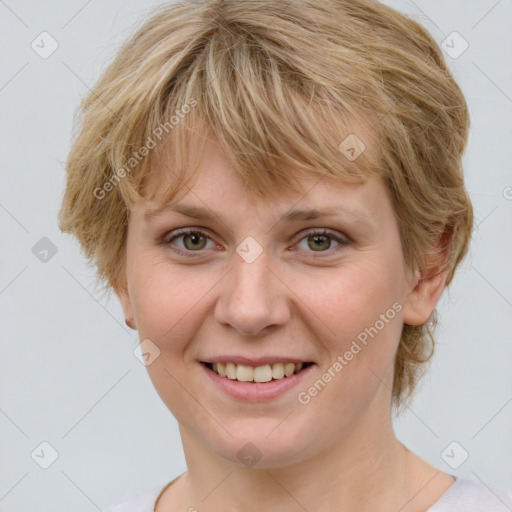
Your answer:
[200,355,314,366]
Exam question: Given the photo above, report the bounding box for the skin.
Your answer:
[116,135,455,512]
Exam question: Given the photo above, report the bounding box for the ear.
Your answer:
[401,254,448,326]
[114,282,136,329]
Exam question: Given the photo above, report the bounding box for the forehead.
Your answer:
[145,127,379,195]
[139,105,383,209]
[139,135,388,233]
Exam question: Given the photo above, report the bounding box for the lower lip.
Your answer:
[200,362,315,402]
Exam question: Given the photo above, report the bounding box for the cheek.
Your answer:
[294,263,404,419]
[292,257,406,409]
[126,259,219,420]
[297,258,404,347]
[128,257,221,349]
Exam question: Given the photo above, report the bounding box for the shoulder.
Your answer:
[101,485,164,512]
[98,473,184,512]
[428,477,512,512]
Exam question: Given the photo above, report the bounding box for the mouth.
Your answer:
[201,361,314,383]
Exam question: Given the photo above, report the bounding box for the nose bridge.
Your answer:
[232,250,272,302]
[214,248,289,336]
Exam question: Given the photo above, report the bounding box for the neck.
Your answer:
[176,401,421,512]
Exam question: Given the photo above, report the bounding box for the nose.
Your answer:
[214,251,291,337]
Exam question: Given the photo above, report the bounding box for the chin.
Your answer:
[202,421,318,469]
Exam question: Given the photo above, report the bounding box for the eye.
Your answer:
[294,229,349,253]
[162,227,350,257]
[163,228,218,255]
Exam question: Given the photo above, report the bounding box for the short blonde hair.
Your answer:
[58,0,473,410]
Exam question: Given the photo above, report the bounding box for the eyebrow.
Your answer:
[144,202,375,228]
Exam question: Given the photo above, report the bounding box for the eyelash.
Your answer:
[162,228,350,257]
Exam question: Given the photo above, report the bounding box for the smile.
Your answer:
[202,361,313,382]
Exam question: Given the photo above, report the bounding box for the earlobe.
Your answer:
[125,317,136,329]
[402,267,447,326]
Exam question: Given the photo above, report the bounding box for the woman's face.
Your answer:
[117,136,440,468]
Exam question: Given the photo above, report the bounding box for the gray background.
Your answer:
[0,0,511,511]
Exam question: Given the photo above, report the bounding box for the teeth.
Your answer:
[226,362,237,380]
[284,362,295,377]
[272,363,285,379]
[236,364,254,382]
[207,361,307,382]
[253,365,272,383]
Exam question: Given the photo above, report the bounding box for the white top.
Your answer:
[102,476,512,512]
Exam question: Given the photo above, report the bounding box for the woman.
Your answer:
[58,0,512,510]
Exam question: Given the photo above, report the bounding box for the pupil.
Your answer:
[185,233,205,250]
[309,235,330,251]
